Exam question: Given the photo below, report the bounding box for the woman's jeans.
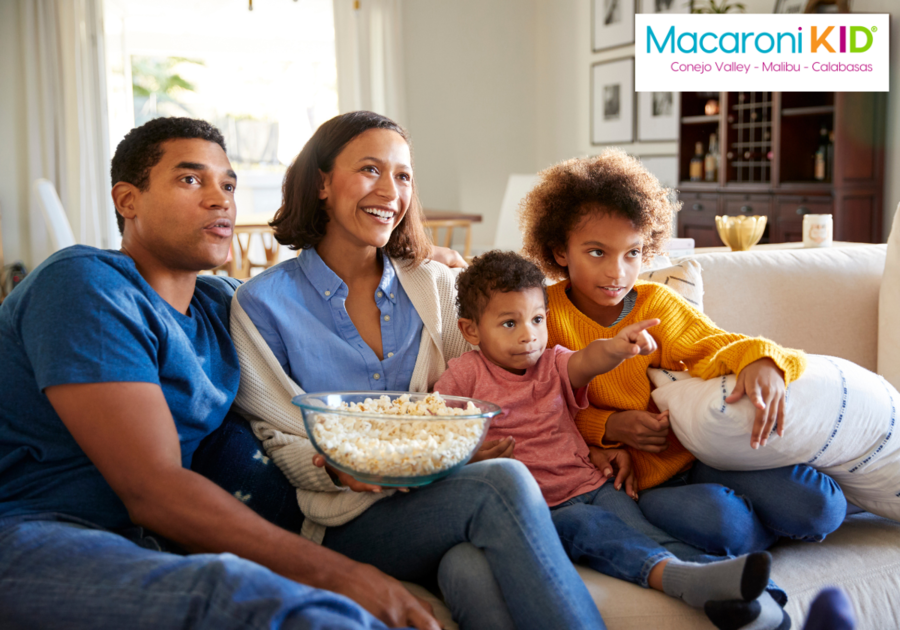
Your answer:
[323,458,606,630]
[196,410,605,630]
[0,513,396,630]
[639,462,848,556]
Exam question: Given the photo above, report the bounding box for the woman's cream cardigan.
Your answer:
[229,258,470,543]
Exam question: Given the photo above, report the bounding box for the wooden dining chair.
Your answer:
[424,219,472,259]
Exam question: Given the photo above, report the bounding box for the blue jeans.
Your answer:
[323,459,606,630]
[550,482,721,587]
[638,462,847,556]
[0,513,398,630]
[197,412,604,630]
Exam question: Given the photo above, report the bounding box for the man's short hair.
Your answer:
[456,250,547,323]
[110,117,227,234]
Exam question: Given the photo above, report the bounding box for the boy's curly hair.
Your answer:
[456,250,547,323]
[519,149,679,280]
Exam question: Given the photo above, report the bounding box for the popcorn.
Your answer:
[311,393,486,478]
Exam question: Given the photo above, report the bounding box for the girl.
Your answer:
[520,149,848,627]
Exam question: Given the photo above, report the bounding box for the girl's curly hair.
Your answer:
[519,149,679,280]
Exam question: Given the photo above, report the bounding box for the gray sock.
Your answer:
[661,552,771,608]
[704,592,791,630]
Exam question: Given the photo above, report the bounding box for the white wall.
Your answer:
[401,0,539,253]
[854,0,900,237]
[0,2,28,268]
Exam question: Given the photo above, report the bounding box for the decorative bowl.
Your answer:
[715,215,767,251]
[292,391,502,487]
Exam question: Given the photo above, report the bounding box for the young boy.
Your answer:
[434,251,788,630]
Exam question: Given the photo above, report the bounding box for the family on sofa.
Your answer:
[0,112,884,630]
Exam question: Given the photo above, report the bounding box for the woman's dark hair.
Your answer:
[110,117,226,235]
[456,250,547,323]
[520,149,679,280]
[271,111,432,266]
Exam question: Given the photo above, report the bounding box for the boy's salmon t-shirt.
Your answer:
[433,346,607,506]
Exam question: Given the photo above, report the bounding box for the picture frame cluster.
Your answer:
[590,0,684,145]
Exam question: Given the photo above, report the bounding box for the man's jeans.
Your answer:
[0,513,396,630]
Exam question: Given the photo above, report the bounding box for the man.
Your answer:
[0,117,437,630]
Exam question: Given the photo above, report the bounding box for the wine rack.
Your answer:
[727,92,772,184]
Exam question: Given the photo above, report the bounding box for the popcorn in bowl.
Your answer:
[293,391,501,486]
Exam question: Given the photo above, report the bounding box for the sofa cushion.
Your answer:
[420,513,900,630]
[879,204,900,390]
[693,245,886,372]
[581,512,900,630]
[648,355,900,521]
[639,259,703,312]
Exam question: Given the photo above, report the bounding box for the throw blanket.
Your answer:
[229,258,469,543]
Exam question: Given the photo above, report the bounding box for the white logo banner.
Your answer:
[635,14,889,92]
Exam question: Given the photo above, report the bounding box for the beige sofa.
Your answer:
[411,242,900,630]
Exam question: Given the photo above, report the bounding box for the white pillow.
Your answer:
[879,203,900,390]
[648,355,900,522]
[639,259,703,312]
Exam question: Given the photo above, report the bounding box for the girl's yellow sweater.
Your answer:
[547,280,807,492]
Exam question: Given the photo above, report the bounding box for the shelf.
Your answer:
[732,102,772,110]
[678,181,718,190]
[782,106,835,117]
[681,115,719,125]
[779,180,832,188]
[731,122,772,129]
[731,161,772,166]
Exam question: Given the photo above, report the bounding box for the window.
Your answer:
[104,0,338,171]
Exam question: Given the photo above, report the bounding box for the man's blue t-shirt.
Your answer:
[0,246,240,529]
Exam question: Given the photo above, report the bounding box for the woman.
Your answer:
[222,111,606,630]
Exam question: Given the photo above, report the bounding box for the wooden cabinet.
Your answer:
[677,191,720,247]
[676,91,885,245]
[773,196,833,243]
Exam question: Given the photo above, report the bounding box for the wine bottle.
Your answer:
[826,131,834,183]
[690,142,704,182]
[814,128,828,181]
[704,133,718,182]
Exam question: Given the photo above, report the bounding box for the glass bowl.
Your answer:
[293,391,502,487]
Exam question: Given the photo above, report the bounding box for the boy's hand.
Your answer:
[568,319,659,389]
[605,410,670,453]
[468,436,515,463]
[589,446,637,499]
[609,318,660,359]
[725,357,786,449]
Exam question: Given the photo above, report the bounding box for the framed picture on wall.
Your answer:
[641,0,691,14]
[593,0,635,52]
[591,58,634,145]
[773,0,808,13]
[637,91,680,141]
